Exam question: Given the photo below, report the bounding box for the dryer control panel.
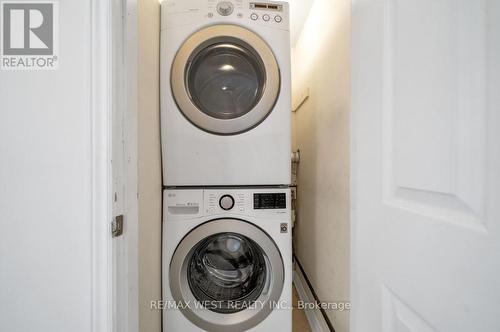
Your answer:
[161,0,290,31]
[248,2,285,24]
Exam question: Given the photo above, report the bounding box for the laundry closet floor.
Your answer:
[292,286,311,331]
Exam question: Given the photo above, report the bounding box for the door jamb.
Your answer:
[90,0,113,330]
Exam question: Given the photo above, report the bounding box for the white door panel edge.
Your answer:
[351,1,500,332]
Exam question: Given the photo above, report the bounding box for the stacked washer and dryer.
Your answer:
[161,0,292,331]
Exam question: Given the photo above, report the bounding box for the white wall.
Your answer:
[0,1,108,331]
[291,0,351,331]
[137,1,162,332]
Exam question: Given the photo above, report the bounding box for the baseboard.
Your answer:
[293,262,332,332]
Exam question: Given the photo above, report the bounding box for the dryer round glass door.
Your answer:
[171,25,280,135]
[169,219,284,331]
[186,42,265,120]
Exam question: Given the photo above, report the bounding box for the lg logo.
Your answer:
[1,1,58,70]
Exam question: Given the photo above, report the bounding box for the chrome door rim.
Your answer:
[171,24,281,135]
[169,219,284,332]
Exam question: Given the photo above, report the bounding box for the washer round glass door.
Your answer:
[169,219,284,332]
[171,25,280,135]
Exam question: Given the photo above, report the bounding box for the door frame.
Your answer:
[90,0,139,331]
[90,0,114,330]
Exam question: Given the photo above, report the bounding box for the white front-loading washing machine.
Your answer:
[161,0,291,187]
[162,188,292,331]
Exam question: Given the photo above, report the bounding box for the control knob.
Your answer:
[217,1,234,16]
[219,195,235,210]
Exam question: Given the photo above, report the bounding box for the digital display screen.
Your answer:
[250,3,283,11]
[253,193,286,209]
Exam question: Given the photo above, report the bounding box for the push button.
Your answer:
[250,13,258,20]
[262,14,270,21]
[274,15,282,23]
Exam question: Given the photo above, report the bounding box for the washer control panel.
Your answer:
[165,189,290,221]
[203,189,290,218]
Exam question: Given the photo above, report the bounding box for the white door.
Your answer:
[351,1,500,331]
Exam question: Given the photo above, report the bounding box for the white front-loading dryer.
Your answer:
[162,188,292,331]
[161,0,291,186]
